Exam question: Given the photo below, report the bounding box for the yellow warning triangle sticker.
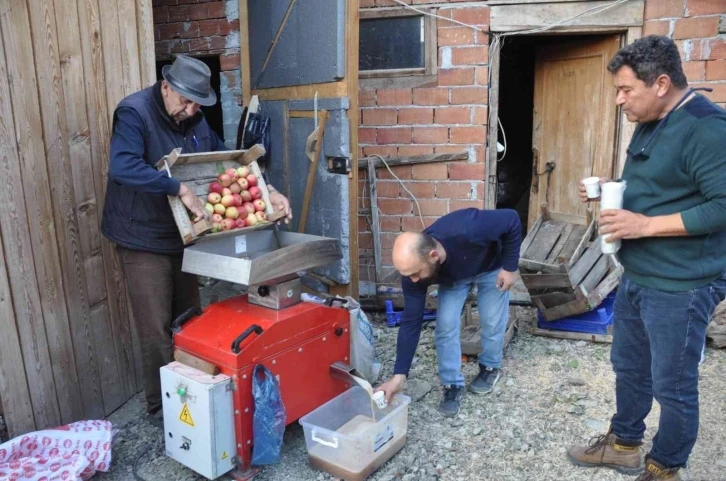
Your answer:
[179,403,195,427]
[221,451,229,460]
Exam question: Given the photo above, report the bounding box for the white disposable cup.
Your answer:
[582,177,601,199]
[372,391,388,409]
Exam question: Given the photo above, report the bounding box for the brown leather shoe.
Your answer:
[635,458,681,481]
[567,429,644,475]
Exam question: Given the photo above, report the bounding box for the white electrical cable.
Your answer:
[371,154,426,230]
[497,116,507,162]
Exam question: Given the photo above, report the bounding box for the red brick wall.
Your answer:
[643,0,726,108]
[152,0,242,145]
[358,3,491,285]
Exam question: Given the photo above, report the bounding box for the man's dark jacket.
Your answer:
[101,81,226,255]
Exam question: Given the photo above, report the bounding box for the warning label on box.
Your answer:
[179,403,195,427]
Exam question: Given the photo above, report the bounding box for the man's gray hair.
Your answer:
[607,35,688,89]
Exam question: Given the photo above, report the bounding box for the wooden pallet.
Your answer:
[519,203,595,274]
[522,238,622,321]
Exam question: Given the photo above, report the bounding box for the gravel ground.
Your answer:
[92,293,726,481]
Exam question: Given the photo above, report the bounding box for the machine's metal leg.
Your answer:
[228,467,260,481]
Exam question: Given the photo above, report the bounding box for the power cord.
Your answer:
[371,154,426,230]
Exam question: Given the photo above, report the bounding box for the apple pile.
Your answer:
[204,166,268,232]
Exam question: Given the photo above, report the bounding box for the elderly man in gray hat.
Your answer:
[101,54,292,418]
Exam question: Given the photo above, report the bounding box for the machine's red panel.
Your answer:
[173,294,352,472]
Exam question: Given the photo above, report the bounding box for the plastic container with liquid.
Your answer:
[299,386,411,481]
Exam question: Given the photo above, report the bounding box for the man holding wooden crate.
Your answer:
[566,36,726,481]
[101,55,292,419]
[374,208,522,418]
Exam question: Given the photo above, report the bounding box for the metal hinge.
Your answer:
[226,382,237,392]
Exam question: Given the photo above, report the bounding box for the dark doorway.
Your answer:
[495,37,537,236]
[156,56,225,141]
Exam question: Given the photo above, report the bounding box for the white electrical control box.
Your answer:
[160,361,237,480]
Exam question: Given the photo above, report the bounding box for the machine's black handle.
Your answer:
[324,297,348,307]
[231,324,264,354]
[171,307,202,333]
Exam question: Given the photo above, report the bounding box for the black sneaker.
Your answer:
[439,385,464,417]
[468,364,501,394]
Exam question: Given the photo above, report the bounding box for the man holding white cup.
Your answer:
[566,36,726,481]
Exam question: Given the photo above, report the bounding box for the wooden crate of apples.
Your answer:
[206,164,269,232]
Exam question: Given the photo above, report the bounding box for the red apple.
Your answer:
[249,186,262,200]
[237,178,249,190]
[240,190,253,202]
[221,218,236,231]
[245,212,258,226]
[208,192,221,204]
[211,222,222,233]
[218,173,233,188]
[209,182,223,194]
[235,218,246,229]
[253,199,266,212]
[222,187,232,197]
[225,206,239,219]
[205,203,215,214]
[242,202,255,214]
[213,204,226,215]
[212,213,223,223]
[236,166,250,178]
[221,195,235,207]
[246,174,258,187]
[226,168,239,181]
[229,182,241,194]
[232,194,243,207]
[255,211,268,222]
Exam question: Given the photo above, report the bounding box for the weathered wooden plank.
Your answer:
[116,0,141,97]
[519,212,544,257]
[547,212,589,226]
[0,0,62,429]
[568,219,596,267]
[158,145,266,169]
[0,51,35,435]
[520,273,573,290]
[532,292,577,309]
[581,254,610,294]
[174,350,220,376]
[78,0,131,412]
[135,0,156,88]
[29,0,92,423]
[491,1,645,32]
[359,152,468,170]
[539,297,592,322]
[558,224,588,264]
[587,268,621,307]
[569,239,603,287]
[530,327,612,344]
[523,220,566,262]
[368,161,382,282]
[519,259,567,274]
[545,223,574,264]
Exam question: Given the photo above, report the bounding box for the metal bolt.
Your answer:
[345,357,348,361]
[233,375,238,380]
[247,440,251,445]
[345,328,348,332]
[298,348,303,353]
[237,443,242,448]
[272,360,276,365]
[242,374,247,379]
[323,337,327,342]
[244,408,249,413]
[235,410,240,415]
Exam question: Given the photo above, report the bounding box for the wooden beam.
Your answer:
[252,81,347,101]
[239,0,251,106]
[486,41,500,209]
[530,327,612,344]
[368,161,382,282]
[490,1,645,32]
[174,350,220,376]
[359,151,468,170]
[135,0,156,88]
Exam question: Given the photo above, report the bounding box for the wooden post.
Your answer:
[367,161,383,283]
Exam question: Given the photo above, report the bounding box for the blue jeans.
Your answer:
[610,274,726,468]
[435,269,510,386]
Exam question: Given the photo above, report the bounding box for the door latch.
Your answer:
[327,156,350,175]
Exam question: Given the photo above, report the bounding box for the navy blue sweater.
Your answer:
[394,208,521,376]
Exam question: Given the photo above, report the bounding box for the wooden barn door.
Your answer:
[528,35,620,229]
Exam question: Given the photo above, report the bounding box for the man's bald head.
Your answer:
[393,231,442,283]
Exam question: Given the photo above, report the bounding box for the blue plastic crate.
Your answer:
[385,300,437,327]
[537,291,617,335]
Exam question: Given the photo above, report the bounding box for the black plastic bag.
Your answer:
[237,108,271,170]
[250,364,286,465]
